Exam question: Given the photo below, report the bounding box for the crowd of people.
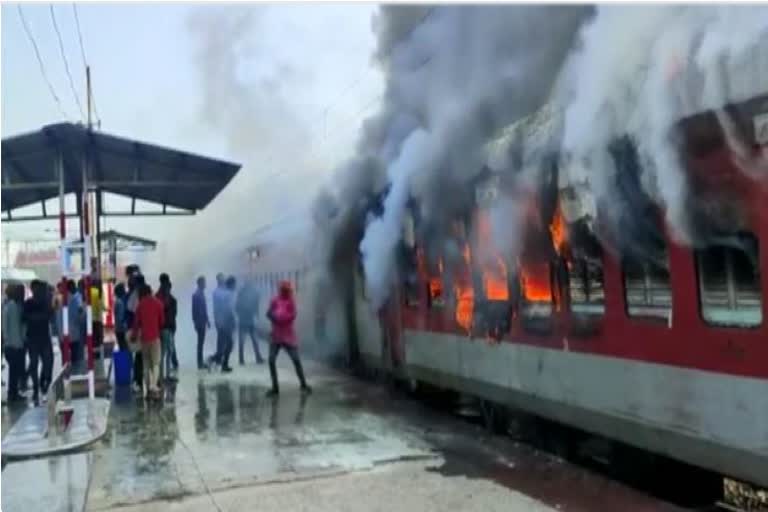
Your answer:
[2,263,311,406]
[1,277,95,405]
[112,266,311,401]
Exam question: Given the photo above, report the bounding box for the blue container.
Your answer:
[113,350,132,387]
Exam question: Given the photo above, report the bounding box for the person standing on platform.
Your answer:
[219,276,238,373]
[126,273,145,392]
[209,273,236,373]
[236,277,265,365]
[67,279,85,374]
[156,273,178,382]
[191,276,210,370]
[3,285,26,403]
[208,273,229,370]
[131,284,164,400]
[266,281,311,397]
[114,283,128,352]
[23,280,54,404]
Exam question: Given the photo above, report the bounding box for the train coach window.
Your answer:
[569,256,606,316]
[623,256,672,324]
[427,275,445,308]
[696,235,762,327]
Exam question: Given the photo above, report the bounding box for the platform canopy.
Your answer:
[98,230,157,251]
[2,122,241,221]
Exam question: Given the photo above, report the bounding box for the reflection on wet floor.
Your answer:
[3,359,684,512]
[86,361,432,510]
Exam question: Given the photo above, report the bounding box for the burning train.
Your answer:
[249,88,768,498]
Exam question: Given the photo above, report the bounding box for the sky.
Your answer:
[1,2,383,259]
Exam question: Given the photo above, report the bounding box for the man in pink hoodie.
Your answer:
[266,281,311,396]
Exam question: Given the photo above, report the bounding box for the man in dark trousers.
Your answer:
[236,277,264,365]
[191,276,210,369]
[156,273,178,381]
[125,270,145,392]
[22,280,54,404]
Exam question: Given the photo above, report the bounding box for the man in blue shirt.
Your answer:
[191,276,210,369]
[208,273,232,370]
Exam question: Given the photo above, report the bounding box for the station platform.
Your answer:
[1,357,680,512]
[1,398,110,460]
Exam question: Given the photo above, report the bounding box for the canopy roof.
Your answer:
[2,123,241,220]
[98,230,157,251]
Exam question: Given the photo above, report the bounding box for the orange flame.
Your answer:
[428,259,444,302]
[549,203,567,254]
[475,210,510,301]
[520,261,552,302]
[454,242,474,332]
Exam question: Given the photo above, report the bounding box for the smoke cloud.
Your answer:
[146,6,316,289]
[316,4,768,312]
[561,5,768,248]
[317,6,592,309]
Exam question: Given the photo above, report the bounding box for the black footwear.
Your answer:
[256,357,265,365]
[222,367,233,373]
[301,385,312,395]
[265,388,279,397]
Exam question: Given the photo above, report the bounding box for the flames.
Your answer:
[549,203,567,254]
[454,241,474,332]
[475,211,510,302]
[429,258,444,302]
[520,261,552,302]
[407,195,569,334]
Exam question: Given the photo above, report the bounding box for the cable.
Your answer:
[72,3,101,126]
[50,5,85,122]
[17,5,70,120]
[71,3,87,67]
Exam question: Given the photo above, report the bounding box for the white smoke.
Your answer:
[561,5,768,244]
[318,5,768,311]
[349,6,591,309]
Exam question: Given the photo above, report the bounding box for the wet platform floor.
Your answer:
[2,359,684,512]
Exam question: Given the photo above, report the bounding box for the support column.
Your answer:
[82,151,95,400]
[58,151,72,404]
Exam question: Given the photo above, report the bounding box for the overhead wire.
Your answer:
[50,4,85,122]
[72,3,101,126]
[17,5,71,120]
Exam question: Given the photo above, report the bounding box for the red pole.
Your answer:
[58,151,71,370]
[106,281,114,329]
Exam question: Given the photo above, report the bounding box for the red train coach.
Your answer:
[350,93,768,493]
[260,93,768,496]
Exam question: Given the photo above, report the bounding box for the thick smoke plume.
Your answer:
[317,6,592,309]
[147,6,314,289]
[561,5,768,248]
[316,4,768,311]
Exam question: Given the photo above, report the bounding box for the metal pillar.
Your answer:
[57,150,73,403]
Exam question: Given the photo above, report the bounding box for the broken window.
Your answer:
[569,255,605,317]
[519,260,555,335]
[622,251,672,324]
[426,257,445,308]
[696,234,762,327]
